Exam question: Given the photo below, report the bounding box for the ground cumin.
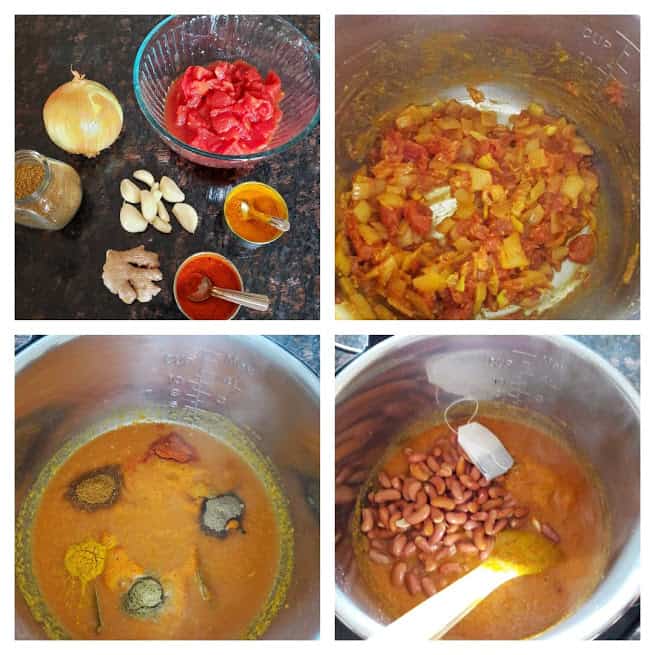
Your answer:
[15,163,44,200]
[67,465,122,510]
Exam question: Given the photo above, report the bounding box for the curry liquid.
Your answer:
[31,423,282,639]
[356,415,609,639]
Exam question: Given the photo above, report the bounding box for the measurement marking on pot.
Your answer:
[511,350,536,358]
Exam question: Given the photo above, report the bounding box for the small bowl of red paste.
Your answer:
[133,15,319,168]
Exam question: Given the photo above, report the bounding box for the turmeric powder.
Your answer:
[64,535,116,594]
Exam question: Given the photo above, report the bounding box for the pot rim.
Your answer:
[335,335,640,640]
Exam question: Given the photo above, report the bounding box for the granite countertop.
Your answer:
[15,15,319,320]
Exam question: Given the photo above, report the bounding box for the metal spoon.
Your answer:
[186,274,270,312]
[239,200,290,232]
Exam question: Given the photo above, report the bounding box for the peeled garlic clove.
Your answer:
[161,176,185,203]
[120,202,148,233]
[173,203,198,233]
[157,200,170,223]
[152,217,172,233]
[152,189,163,203]
[133,169,155,187]
[140,190,157,221]
[151,182,160,192]
[120,178,141,203]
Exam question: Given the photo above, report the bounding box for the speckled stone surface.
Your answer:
[15,15,319,320]
[267,335,319,374]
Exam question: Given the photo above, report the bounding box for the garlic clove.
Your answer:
[152,217,172,233]
[152,189,163,203]
[120,202,148,233]
[172,203,198,234]
[157,200,170,223]
[120,178,141,204]
[133,169,155,187]
[160,176,185,203]
[140,190,157,221]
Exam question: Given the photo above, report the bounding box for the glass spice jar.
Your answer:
[15,149,83,230]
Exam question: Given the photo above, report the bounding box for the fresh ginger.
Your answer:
[102,245,162,304]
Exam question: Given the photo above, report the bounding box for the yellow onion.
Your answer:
[43,69,123,158]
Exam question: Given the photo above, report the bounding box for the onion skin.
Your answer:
[43,70,123,158]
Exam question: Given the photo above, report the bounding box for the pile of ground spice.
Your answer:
[144,432,198,464]
[15,163,44,200]
[123,576,165,618]
[200,493,245,538]
[66,465,122,511]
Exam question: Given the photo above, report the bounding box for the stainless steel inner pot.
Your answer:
[335,335,639,639]
[15,335,320,640]
[335,15,640,319]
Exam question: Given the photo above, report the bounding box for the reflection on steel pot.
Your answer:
[15,336,319,640]
[335,16,639,319]
[335,335,639,639]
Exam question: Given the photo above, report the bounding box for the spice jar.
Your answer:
[15,149,82,230]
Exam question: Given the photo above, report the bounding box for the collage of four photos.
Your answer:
[14,11,641,644]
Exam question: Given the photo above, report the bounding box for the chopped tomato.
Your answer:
[404,200,432,236]
[567,234,595,264]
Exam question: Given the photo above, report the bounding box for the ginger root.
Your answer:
[102,245,162,304]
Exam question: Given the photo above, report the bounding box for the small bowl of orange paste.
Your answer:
[173,252,243,320]
[224,181,288,248]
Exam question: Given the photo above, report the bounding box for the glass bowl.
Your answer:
[133,15,320,169]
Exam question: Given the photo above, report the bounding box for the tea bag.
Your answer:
[457,422,514,480]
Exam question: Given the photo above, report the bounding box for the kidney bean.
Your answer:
[410,462,432,481]
[484,510,498,536]
[490,518,508,535]
[371,539,389,551]
[439,562,463,576]
[415,490,428,508]
[478,476,490,488]
[368,528,394,540]
[432,446,442,456]
[391,476,403,490]
[471,511,488,521]
[391,533,407,558]
[388,512,404,533]
[514,507,529,518]
[391,561,407,587]
[463,519,480,531]
[445,511,467,525]
[446,523,460,534]
[403,478,421,502]
[423,483,437,502]
[470,466,481,481]
[459,474,479,490]
[496,508,513,519]
[442,448,458,466]
[402,541,417,559]
[450,479,464,501]
[479,547,492,561]
[378,471,392,488]
[378,506,390,528]
[429,522,447,545]
[444,532,466,546]
[431,496,456,510]
[488,486,505,499]
[368,491,376,503]
[422,519,435,538]
[473,527,488,551]
[476,489,489,504]
[509,518,520,528]
[374,489,401,503]
[408,452,427,464]
[426,455,440,472]
[482,498,503,511]
[406,504,431,526]
[438,464,453,477]
[457,540,478,554]
[361,508,374,532]
[415,536,437,554]
[405,571,421,596]
[369,549,392,565]
[422,555,438,572]
[421,576,438,596]
[456,456,467,477]
[541,522,561,543]
[430,475,447,495]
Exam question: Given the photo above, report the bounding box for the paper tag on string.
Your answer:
[457,421,514,480]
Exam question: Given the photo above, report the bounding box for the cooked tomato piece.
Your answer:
[404,200,432,236]
[380,206,401,237]
[567,234,595,264]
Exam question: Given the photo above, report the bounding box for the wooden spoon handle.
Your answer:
[372,566,516,640]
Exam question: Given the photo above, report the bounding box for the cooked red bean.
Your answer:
[370,539,388,551]
[429,522,447,545]
[409,462,432,481]
[403,478,421,501]
[446,523,460,534]
[490,518,508,534]
[514,506,529,518]
[361,508,374,532]
[470,466,481,481]
[439,562,463,576]
[426,455,440,472]
[430,475,447,495]
[479,548,492,561]
[374,489,401,503]
[423,483,437,500]
[402,541,417,558]
[488,486,505,499]
[415,536,437,554]
[421,576,438,596]
[422,555,438,572]
[378,471,392,488]
[408,452,427,463]
[445,511,467,525]
[432,447,442,457]
[496,508,513,519]
[368,528,394,540]
[369,549,392,565]
[438,464,453,477]
[378,506,390,527]
[415,490,428,508]
[391,476,402,490]
[473,527,488,551]
[450,479,464,501]
[405,571,421,595]
[478,477,490,488]
[541,522,561,543]
[457,540,478,554]
[444,532,466,546]
[391,561,407,587]
[482,498,503,511]
[391,533,407,558]
[463,519,480,531]
[456,456,467,477]
[471,511,488,521]
[477,490,489,504]
[388,512,403,532]
[431,496,456,510]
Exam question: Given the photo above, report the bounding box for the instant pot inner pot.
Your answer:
[336,16,639,318]
[335,337,639,638]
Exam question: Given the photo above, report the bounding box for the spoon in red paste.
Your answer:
[186,274,270,312]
